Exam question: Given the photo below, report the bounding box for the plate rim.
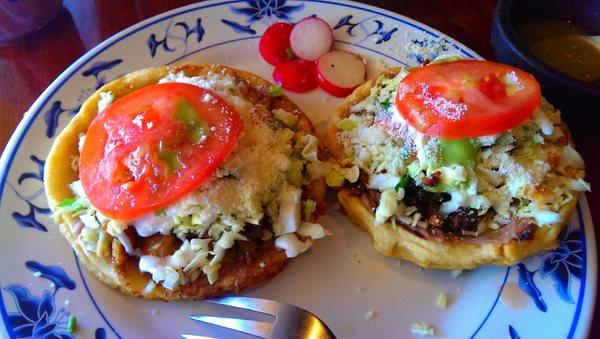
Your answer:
[0,1,595,338]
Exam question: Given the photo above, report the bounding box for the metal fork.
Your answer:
[182,296,336,339]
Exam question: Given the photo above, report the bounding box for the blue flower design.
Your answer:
[44,58,122,138]
[231,0,304,23]
[25,261,77,294]
[11,200,50,232]
[508,325,521,339]
[333,15,398,44]
[221,19,257,35]
[516,263,547,312]
[81,59,123,90]
[95,328,107,339]
[43,101,80,138]
[5,285,73,339]
[10,156,51,232]
[539,227,582,303]
[17,155,45,184]
[222,0,303,34]
[148,18,205,57]
[4,261,77,338]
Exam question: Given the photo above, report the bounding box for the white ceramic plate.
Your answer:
[0,1,596,338]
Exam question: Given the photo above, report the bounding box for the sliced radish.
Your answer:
[259,22,294,65]
[316,50,366,97]
[289,17,333,61]
[272,60,318,93]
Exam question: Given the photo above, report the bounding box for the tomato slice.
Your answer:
[395,60,541,139]
[80,83,244,220]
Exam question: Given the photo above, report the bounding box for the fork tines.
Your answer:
[205,296,282,316]
[189,315,273,337]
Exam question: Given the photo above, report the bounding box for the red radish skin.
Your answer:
[316,50,366,97]
[289,17,333,61]
[259,22,294,65]
[272,60,319,93]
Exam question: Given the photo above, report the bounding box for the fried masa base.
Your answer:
[44,64,326,300]
[325,67,580,270]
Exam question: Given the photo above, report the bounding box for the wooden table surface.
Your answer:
[0,0,597,336]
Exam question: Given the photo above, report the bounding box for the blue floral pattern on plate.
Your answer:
[515,224,583,308]
[9,156,50,233]
[5,261,76,339]
[43,59,123,138]
[148,19,205,57]
[516,263,547,312]
[540,227,582,303]
[231,0,304,23]
[333,15,398,44]
[221,0,304,34]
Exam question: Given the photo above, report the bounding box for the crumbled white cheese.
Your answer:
[410,323,435,336]
[368,173,401,191]
[77,133,86,153]
[478,135,498,147]
[97,91,114,112]
[69,180,86,198]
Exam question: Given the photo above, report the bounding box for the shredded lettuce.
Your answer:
[57,197,89,214]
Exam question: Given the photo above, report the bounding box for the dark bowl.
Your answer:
[491,0,600,121]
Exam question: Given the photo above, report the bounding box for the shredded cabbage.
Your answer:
[274,233,313,258]
[374,189,398,225]
[300,134,320,162]
[273,184,302,236]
